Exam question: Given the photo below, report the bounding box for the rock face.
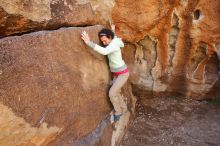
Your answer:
[1,0,219,101]
[75,0,116,26]
[0,0,219,145]
[112,0,220,99]
[0,25,134,145]
[0,0,97,37]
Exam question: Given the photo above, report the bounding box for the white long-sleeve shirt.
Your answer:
[88,37,127,72]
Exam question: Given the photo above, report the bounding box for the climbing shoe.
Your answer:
[113,114,122,122]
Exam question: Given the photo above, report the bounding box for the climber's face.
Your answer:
[100,36,112,46]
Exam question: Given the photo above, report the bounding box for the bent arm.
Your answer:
[87,41,119,55]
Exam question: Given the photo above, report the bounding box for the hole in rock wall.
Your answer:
[194,9,201,20]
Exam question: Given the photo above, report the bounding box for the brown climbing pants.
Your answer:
[109,72,129,115]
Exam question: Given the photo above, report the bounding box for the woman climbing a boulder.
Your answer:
[81,27,129,123]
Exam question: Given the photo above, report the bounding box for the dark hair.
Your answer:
[98,28,115,47]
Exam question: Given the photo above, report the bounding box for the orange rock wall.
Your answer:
[113,0,220,99]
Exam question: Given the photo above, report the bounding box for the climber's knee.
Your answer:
[109,95,117,103]
[109,89,116,98]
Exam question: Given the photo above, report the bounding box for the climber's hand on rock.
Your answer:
[111,23,115,33]
[81,31,90,44]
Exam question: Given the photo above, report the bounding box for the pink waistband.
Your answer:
[113,68,129,77]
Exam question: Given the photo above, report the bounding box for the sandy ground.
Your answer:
[122,97,220,146]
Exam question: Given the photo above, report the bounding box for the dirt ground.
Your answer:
[122,97,220,146]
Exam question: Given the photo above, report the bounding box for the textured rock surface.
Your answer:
[0,102,60,146]
[76,0,116,26]
[0,25,134,145]
[113,0,220,99]
[0,0,219,145]
[0,0,97,37]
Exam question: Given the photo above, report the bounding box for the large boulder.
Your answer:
[0,0,97,37]
[112,0,220,99]
[0,25,134,145]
